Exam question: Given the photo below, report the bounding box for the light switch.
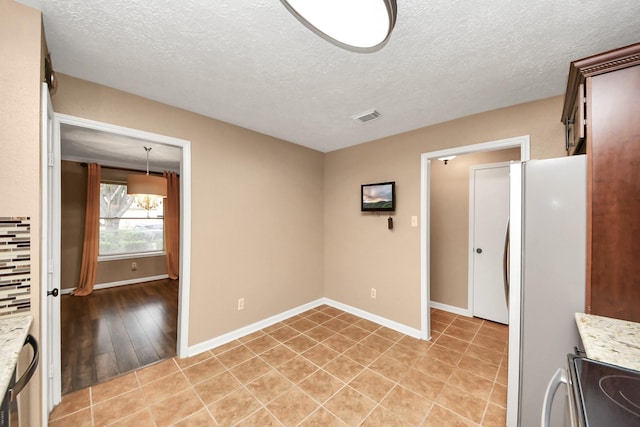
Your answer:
[411,216,418,227]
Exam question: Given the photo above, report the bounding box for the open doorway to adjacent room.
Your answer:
[420,135,530,426]
[43,113,192,407]
[420,135,529,337]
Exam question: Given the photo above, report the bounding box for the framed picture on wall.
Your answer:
[361,181,395,212]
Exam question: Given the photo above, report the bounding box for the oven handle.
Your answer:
[9,335,39,402]
[541,368,568,427]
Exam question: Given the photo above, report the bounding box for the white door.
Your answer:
[40,83,61,424]
[470,163,509,324]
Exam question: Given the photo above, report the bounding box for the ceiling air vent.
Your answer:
[352,109,381,124]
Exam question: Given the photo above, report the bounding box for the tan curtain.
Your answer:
[164,171,180,279]
[73,163,101,296]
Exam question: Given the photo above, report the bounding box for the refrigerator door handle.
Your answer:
[541,368,568,427]
[503,219,510,308]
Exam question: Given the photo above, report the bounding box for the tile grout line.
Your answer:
[179,351,231,425]
[432,313,503,425]
[52,307,507,426]
[132,368,158,427]
[258,308,384,425]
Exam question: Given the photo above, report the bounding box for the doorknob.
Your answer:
[47,288,59,297]
[476,248,483,254]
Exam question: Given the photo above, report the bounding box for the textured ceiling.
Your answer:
[60,124,182,172]
[19,0,640,153]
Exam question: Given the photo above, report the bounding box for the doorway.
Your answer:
[419,135,530,338]
[42,113,192,414]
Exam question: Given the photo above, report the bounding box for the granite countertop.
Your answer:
[0,314,33,396]
[575,312,640,371]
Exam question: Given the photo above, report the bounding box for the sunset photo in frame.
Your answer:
[361,181,395,212]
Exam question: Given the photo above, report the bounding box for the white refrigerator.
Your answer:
[506,155,586,426]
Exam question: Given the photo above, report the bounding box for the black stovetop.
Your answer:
[569,355,640,426]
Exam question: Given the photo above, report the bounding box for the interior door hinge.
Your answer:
[48,152,54,167]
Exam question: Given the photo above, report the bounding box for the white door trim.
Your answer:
[420,135,530,339]
[40,82,57,426]
[468,161,511,321]
[43,113,192,416]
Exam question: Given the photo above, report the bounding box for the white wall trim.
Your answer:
[177,139,192,358]
[98,252,165,262]
[420,151,431,340]
[54,113,190,147]
[187,299,325,356]
[429,301,471,317]
[60,275,170,295]
[46,113,192,420]
[420,135,531,342]
[53,113,192,359]
[187,297,423,357]
[40,82,57,426]
[323,298,422,339]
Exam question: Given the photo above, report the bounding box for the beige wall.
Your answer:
[0,1,41,217]
[0,1,43,424]
[430,148,520,309]
[1,1,571,418]
[60,161,167,289]
[52,74,326,344]
[324,95,566,329]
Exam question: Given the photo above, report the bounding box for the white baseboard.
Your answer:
[60,274,170,295]
[322,298,422,339]
[187,299,325,357]
[187,297,422,358]
[430,301,471,317]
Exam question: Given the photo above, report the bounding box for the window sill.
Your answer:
[98,252,165,262]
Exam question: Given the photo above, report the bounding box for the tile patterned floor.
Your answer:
[48,306,508,426]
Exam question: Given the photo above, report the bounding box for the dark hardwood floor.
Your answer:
[61,279,178,395]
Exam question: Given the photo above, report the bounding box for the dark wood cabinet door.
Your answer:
[567,84,585,155]
[589,65,640,322]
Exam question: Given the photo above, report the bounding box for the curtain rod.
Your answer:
[79,162,174,176]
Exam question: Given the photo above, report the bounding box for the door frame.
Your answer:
[40,83,56,426]
[41,113,192,418]
[468,162,511,322]
[419,135,530,339]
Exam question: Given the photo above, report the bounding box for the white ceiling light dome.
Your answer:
[280,0,397,52]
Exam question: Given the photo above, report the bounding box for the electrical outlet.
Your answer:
[131,262,137,271]
[371,288,377,299]
[237,298,244,310]
[411,216,418,227]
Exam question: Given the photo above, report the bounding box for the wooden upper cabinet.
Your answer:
[562,43,640,322]
[564,83,585,155]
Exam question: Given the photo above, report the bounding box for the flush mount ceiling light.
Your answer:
[438,155,456,165]
[280,0,397,53]
[127,147,167,197]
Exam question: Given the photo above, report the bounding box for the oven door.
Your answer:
[568,354,640,426]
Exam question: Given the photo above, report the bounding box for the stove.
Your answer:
[568,354,640,426]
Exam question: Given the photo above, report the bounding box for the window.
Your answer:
[99,183,164,256]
